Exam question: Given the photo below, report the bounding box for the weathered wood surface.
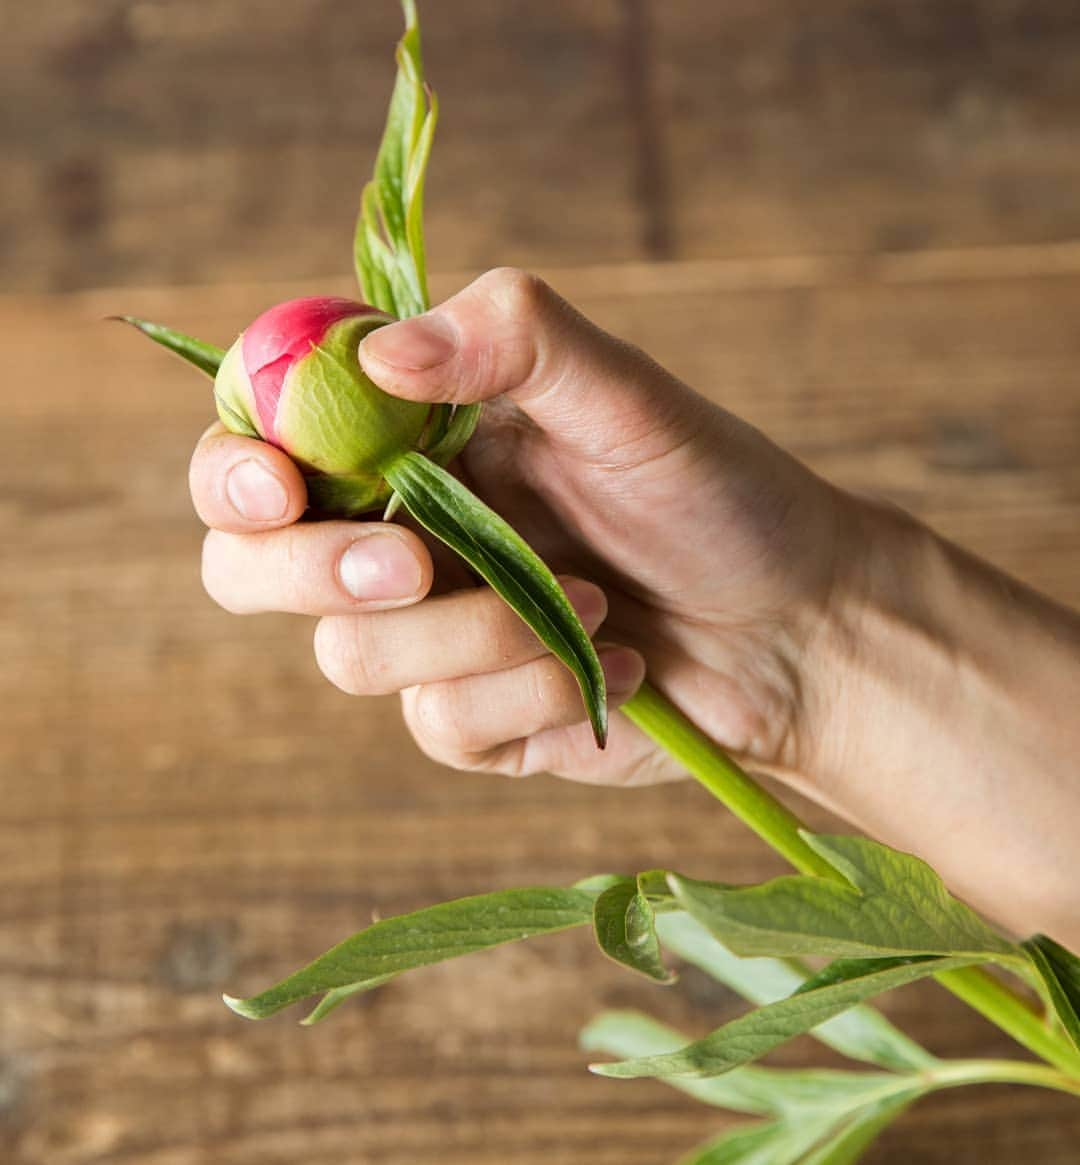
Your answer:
[4,246,1080,1162]
[5,0,1080,1158]
[6,1,1080,292]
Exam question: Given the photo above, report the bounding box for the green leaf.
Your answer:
[589,1009,923,1165]
[224,885,596,1020]
[384,451,608,747]
[580,1010,904,1116]
[112,316,225,378]
[354,0,435,318]
[675,1087,918,1165]
[668,833,1020,965]
[593,879,674,983]
[1023,934,1080,1051]
[655,912,937,1072]
[676,1119,832,1165]
[589,955,977,1080]
[300,974,397,1025]
[798,1092,918,1165]
[573,873,627,896]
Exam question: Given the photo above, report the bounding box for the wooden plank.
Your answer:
[11,1,1080,295]
[0,0,643,293]
[655,0,1080,260]
[4,255,1080,1160]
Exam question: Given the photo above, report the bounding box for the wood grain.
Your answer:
[656,0,1080,260]
[1,0,643,293]
[5,0,1080,1159]
[7,1,1080,294]
[3,248,1080,1161]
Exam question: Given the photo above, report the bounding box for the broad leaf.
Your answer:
[593,879,674,983]
[384,451,608,746]
[1023,934,1080,1051]
[669,833,1019,965]
[590,955,977,1080]
[113,316,225,379]
[655,912,937,1071]
[224,885,596,1020]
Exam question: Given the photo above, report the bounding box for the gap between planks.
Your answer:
[9,237,1080,322]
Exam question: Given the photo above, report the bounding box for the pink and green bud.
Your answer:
[214,296,434,511]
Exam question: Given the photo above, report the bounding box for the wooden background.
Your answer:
[4,1,1080,1161]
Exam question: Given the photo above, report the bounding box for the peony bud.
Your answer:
[214,296,434,512]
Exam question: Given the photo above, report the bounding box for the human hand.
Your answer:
[190,267,855,791]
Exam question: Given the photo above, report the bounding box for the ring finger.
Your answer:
[402,644,645,769]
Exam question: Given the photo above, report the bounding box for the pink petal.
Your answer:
[241,297,382,442]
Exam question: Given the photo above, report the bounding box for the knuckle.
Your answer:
[411,683,473,760]
[526,658,568,720]
[482,266,551,322]
[483,601,533,666]
[313,617,386,696]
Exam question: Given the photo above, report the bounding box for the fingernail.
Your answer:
[359,313,457,370]
[339,533,424,601]
[225,459,288,522]
[600,647,645,696]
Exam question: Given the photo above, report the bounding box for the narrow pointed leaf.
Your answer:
[593,879,674,982]
[301,974,398,1025]
[384,451,608,746]
[1023,935,1080,1051]
[113,316,224,378]
[667,833,1019,964]
[224,885,596,1020]
[354,0,434,318]
[580,1011,904,1116]
[655,912,937,1071]
[355,182,397,315]
[590,955,977,1079]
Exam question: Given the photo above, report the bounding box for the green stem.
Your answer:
[621,683,835,879]
[922,1057,1080,1100]
[621,682,1080,1080]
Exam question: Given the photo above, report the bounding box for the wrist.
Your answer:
[802,493,1080,942]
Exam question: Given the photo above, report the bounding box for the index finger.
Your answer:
[189,422,308,532]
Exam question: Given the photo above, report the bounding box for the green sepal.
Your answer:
[112,315,225,378]
[305,473,390,518]
[424,403,483,466]
[384,451,608,747]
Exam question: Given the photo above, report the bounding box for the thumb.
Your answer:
[357,267,707,463]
